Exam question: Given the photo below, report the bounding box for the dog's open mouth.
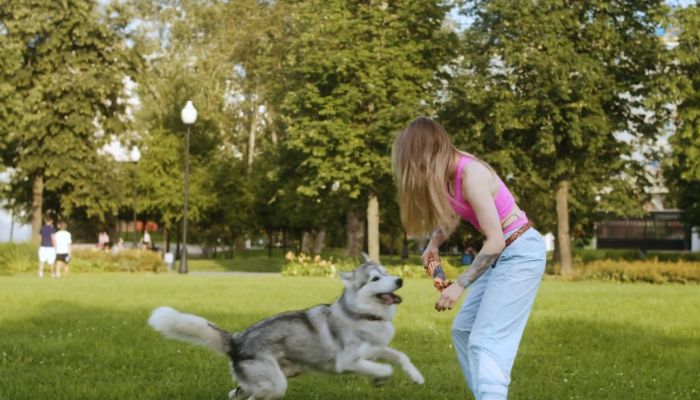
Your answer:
[376,293,402,305]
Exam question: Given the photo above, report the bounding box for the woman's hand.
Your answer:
[421,243,440,267]
[435,282,465,312]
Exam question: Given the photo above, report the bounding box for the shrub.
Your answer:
[646,251,700,262]
[0,243,37,274]
[572,248,700,263]
[0,243,164,274]
[575,259,700,284]
[69,248,165,273]
[281,252,464,280]
[281,252,352,277]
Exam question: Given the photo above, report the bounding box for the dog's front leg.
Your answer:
[377,347,425,385]
[336,356,393,380]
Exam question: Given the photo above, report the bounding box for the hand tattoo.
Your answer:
[457,253,500,288]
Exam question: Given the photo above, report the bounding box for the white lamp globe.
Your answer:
[181,101,198,125]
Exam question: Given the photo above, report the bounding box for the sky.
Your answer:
[449,0,697,31]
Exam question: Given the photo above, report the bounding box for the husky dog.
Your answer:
[148,256,424,399]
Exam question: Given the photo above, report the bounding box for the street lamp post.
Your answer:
[130,147,141,249]
[179,100,197,274]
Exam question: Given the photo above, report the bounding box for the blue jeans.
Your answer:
[451,228,546,400]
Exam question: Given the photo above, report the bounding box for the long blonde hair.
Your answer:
[392,117,458,236]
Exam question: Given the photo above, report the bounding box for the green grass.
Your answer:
[0,274,698,400]
[188,257,285,273]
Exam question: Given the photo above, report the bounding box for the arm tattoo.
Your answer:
[457,253,500,288]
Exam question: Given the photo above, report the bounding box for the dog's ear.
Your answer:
[338,271,355,286]
[361,252,373,263]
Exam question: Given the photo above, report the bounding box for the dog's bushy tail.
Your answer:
[148,307,230,355]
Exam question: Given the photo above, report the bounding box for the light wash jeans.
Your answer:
[451,228,546,400]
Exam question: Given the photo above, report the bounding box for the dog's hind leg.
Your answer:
[376,347,425,384]
[234,357,288,400]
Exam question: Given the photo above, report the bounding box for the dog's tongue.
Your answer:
[379,293,402,305]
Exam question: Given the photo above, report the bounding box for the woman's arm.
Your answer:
[436,162,505,311]
[421,224,452,267]
[422,209,461,266]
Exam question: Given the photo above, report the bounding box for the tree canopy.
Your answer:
[666,4,700,227]
[1,0,697,263]
[441,0,672,273]
[0,0,138,238]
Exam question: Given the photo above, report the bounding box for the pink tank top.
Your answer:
[448,155,528,234]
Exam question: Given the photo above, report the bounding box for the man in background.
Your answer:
[54,220,72,277]
[37,215,56,278]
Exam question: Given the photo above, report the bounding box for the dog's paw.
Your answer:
[229,387,246,399]
[408,368,425,385]
[372,376,390,387]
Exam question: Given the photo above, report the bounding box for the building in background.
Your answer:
[595,160,698,252]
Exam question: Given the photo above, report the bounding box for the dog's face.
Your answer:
[339,260,403,306]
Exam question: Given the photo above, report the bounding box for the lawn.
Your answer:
[0,274,698,400]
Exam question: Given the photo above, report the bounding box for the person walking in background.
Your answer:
[37,215,56,278]
[392,117,546,400]
[112,238,124,254]
[142,229,152,250]
[98,231,110,250]
[54,220,72,277]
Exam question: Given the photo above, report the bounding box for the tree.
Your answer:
[271,0,457,258]
[131,0,280,251]
[442,0,671,274]
[0,0,137,240]
[666,4,700,227]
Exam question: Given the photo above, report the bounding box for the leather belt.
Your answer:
[505,221,533,247]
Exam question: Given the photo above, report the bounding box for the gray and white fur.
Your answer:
[148,255,424,400]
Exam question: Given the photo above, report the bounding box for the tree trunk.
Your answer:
[268,232,273,258]
[9,207,15,242]
[367,193,380,262]
[555,179,573,276]
[175,223,181,261]
[346,208,365,258]
[269,115,278,146]
[31,173,44,243]
[312,229,326,255]
[246,91,258,173]
[301,231,312,254]
[401,231,409,263]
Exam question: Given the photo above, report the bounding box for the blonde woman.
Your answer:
[392,117,546,400]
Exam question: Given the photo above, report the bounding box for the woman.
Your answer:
[391,117,546,400]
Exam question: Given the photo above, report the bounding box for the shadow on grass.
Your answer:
[1,301,697,400]
[0,301,237,400]
[508,316,700,400]
[0,301,448,400]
